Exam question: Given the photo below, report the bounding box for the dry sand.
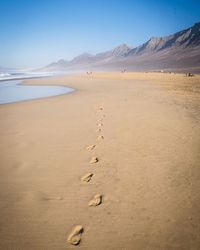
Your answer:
[0,72,200,249]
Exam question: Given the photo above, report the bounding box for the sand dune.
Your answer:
[0,72,200,249]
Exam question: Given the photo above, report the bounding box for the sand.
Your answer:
[0,72,200,249]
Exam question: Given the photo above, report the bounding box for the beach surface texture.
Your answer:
[0,72,200,249]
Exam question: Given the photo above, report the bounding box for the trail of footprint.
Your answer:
[68,106,105,246]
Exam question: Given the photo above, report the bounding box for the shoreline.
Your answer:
[0,72,200,249]
[0,77,75,105]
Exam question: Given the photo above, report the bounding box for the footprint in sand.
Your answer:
[97,107,103,111]
[97,128,102,132]
[81,173,93,182]
[97,135,104,140]
[86,144,96,151]
[88,194,102,206]
[97,123,103,127]
[67,225,84,245]
[90,157,99,164]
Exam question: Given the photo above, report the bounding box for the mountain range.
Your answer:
[42,22,200,73]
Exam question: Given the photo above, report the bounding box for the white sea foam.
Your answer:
[0,71,55,81]
[0,73,11,78]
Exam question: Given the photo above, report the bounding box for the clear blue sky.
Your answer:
[0,0,200,68]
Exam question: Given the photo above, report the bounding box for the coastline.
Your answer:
[0,77,75,105]
[0,72,200,249]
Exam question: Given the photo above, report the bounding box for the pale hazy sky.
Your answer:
[1,0,200,69]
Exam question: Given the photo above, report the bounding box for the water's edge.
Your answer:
[0,79,75,105]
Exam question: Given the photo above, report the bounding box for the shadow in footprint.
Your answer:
[86,145,96,151]
[81,173,93,182]
[90,157,99,164]
[97,135,104,140]
[67,225,84,245]
[88,194,102,206]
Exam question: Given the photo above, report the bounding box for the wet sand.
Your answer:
[0,72,200,249]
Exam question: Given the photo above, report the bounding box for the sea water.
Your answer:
[0,80,74,104]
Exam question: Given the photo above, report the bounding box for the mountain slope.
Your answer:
[128,22,200,56]
[42,22,200,73]
[42,44,132,71]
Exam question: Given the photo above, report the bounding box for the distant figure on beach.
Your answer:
[186,72,194,77]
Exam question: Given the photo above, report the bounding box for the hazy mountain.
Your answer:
[70,53,94,64]
[128,22,200,56]
[42,22,200,73]
[45,59,68,71]
[41,44,132,71]
[95,44,132,60]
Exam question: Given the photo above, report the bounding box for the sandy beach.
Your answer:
[0,72,200,250]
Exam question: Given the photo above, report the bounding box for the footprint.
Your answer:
[81,173,93,182]
[97,128,102,132]
[97,107,103,112]
[97,135,104,140]
[88,194,102,206]
[90,157,99,164]
[86,145,96,151]
[97,123,103,127]
[67,225,84,245]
